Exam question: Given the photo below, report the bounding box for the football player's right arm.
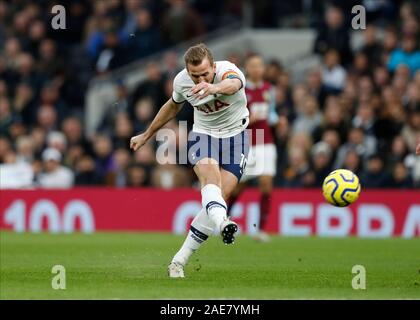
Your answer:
[416,142,420,155]
[130,98,183,151]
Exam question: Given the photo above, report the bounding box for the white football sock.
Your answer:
[201,184,227,230]
[172,208,214,266]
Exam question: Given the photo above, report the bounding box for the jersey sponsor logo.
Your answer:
[196,99,229,113]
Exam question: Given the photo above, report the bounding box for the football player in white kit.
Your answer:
[130,43,249,278]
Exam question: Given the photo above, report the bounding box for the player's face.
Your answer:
[187,58,215,84]
[245,56,265,82]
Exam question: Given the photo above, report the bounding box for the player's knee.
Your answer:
[195,162,221,187]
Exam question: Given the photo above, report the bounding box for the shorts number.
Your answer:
[239,153,247,173]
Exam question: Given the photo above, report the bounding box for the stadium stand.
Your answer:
[0,0,419,190]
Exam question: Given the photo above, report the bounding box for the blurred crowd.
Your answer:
[0,0,420,189]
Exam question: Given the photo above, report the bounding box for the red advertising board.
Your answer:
[0,188,419,237]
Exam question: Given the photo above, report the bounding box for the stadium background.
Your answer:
[0,0,419,237]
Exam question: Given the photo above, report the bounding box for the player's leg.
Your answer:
[255,175,273,241]
[219,129,250,238]
[225,142,255,216]
[169,133,230,277]
[220,168,241,201]
[169,207,214,277]
[169,159,223,277]
[254,143,277,242]
[169,160,234,278]
[169,163,241,278]
[226,180,247,217]
[193,157,229,228]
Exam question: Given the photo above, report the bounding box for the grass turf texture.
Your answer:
[1,232,419,299]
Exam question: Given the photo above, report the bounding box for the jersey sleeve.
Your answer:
[216,61,246,90]
[172,75,186,104]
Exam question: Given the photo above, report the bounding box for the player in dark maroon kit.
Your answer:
[227,53,279,242]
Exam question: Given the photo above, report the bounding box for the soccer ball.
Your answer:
[322,169,361,207]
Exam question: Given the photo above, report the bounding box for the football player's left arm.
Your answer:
[416,142,420,155]
[212,78,242,95]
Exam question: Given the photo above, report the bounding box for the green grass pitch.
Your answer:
[1,231,419,299]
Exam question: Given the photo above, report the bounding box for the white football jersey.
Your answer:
[172,60,249,138]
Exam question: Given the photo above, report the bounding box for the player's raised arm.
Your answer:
[191,69,243,99]
[191,78,242,99]
[130,98,183,151]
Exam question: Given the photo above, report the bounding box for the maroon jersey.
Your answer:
[245,81,275,145]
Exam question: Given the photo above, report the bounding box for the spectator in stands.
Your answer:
[388,161,413,188]
[152,164,192,189]
[351,51,370,77]
[162,0,206,46]
[388,36,420,75]
[36,104,58,132]
[94,26,129,73]
[310,141,333,186]
[61,116,92,155]
[321,48,347,94]
[306,67,328,108]
[16,52,45,95]
[92,134,116,183]
[0,136,12,163]
[127,7,162,61]
[334,126,376,168]
[112,148,131,187]
[37,148,74,189]
[12,81,35,126]
[387,135,409,169]
[360,154,390,188]
[0,149,34,189]
[131,62,165,109]
[352,102,376,136]
[313,95,348,144]
[30,126,46,157]
[264,59,283,85]
[163,51,181,79]
[374,95,406,151]
[75,154,104,186]
[133,96,155,133]
[313,5,352,66]
[361,25,382,66]
[112,112,133,149]
[401,106,420,153]
[321,129,341,159]
[380,26,399,65]
[15,135,34,163]
[0,97,15,137]
[282,147,311,187]
[126,164,148,187]
[132,141,156,184]
[342,148,363,177]
[292,95,322,135]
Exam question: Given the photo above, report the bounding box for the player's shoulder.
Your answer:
[216,60,239,71]
[173,68,193,87]
[216,60,244,84]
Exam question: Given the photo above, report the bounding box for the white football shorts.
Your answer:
[241,143,277,181]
